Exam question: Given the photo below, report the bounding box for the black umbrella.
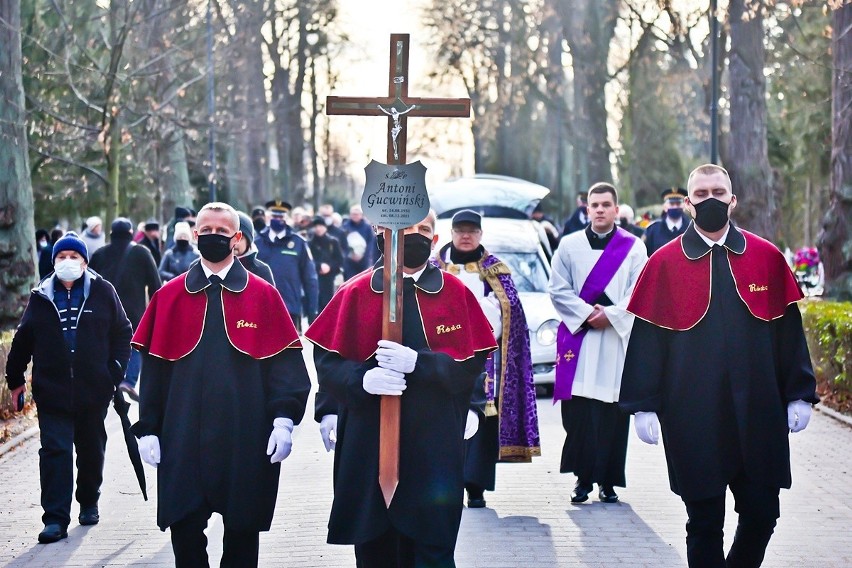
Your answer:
[112,389,148,501]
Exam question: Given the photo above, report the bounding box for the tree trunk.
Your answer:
[558,0,618,190]
[818,3,852,300]
[147,0,193,219]
[0,0,36,328]
[723,0,776,239]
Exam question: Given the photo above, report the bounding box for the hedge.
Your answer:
[801,299,852,414]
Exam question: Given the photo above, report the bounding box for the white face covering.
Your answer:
[54,259,85,282]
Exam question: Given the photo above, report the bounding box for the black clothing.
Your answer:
[559,396,629,487]
[5,272,132,413]
[620,241,817,501]
[682,470,779,568]
[309,232,344,311]
[238,251,275,286]
[447,244,485,264]
[562,207,589,235]
[89,236,162,328]
[139,235,162,266]
[133,261,311,532]
[313,275,488,549]
[463,406,499,492]
[38,406,108,527]
[355,527,456,568]
[170,506,260,568]
[643,218,687,255]
[38,245,54,280]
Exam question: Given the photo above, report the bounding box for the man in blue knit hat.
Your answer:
[6,232,132,544]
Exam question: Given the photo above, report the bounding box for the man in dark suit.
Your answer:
[642,187,689,255]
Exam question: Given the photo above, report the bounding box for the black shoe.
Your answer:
[79,506,99,526]
[571,482,593,503]
[466,488,486,508]
[119,381,139,402]
[38,524,68,544]
[599,486,619,503]
[467,497,486,508]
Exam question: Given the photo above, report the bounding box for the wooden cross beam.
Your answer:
[326,34,471,508]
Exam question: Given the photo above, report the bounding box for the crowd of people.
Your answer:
[6,163,819,568]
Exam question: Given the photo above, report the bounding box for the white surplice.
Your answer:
[548,230,648,403]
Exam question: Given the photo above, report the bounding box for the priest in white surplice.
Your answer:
[548,183,647,504]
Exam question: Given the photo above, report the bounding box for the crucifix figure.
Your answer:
[326,34,471,508]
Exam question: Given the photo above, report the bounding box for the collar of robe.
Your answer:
[369,261,443,294]
[681,221,746,260]
[185,259,248,294]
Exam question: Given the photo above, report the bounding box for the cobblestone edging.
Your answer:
[0,425,39,458]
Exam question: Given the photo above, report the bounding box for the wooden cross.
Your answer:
[326,34,471,508]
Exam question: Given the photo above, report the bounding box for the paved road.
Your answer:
[2,345,850,567]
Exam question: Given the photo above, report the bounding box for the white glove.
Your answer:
[319,414,337,452]
[138,435,161,468]
[363,366,407,396]
[464,410,480,440]
[375,340,418,374]
[266,418,294,463]
[634,412,660,445]
[787,400,812,433]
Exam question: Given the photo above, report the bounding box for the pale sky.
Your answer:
[330,0,475,187]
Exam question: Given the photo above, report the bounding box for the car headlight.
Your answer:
[535,319,560,346]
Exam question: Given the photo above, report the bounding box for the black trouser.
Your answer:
[464,413,499,495]
[288,311,302,333]
[355,527,455,568]
[317,274,336,312]
[170,507,260,568]
[682,471,780,568]
[38,405,109,526]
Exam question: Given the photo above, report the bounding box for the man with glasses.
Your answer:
[435,209,540,509]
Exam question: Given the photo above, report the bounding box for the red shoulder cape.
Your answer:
[131,272,301,360]
[305,269,498,362]
[628,229,803,330]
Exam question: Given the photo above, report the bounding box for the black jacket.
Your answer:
[89,236,162,328]
[238,250,275,286]
[309,233,344,279]
[5,270,132,412]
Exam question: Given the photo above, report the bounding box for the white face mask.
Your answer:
[54,258,85,282]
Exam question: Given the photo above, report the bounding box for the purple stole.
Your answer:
[554,228,635,402]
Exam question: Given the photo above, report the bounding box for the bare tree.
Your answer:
[0,0,36,327]
[557,0,620,188]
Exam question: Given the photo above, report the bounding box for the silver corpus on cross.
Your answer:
[378,76,416,161]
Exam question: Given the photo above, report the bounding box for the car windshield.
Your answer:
[494,251,550,293]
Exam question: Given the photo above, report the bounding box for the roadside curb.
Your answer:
[816,403,852,428]
[0,425,39,458]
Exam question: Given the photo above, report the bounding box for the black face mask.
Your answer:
[692,198,730,233]
[175,240,190,251]
[666,208,684,220]
[375,232,433,269]
[197,233,235,263]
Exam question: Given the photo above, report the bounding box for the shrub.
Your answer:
[801,300,852,414]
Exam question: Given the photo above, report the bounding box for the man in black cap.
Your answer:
[562,192,590,236]
[89,218,162,400]
[255,200,318,331]
[235,211,275,285]
[139,219,162,266]
[643,187,689,255]
[308,216,344,314]
[251,206,267,233]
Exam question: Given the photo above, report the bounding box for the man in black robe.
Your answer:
[131,203,311,568]
[305,210,497,568]
[620,164,818,568]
